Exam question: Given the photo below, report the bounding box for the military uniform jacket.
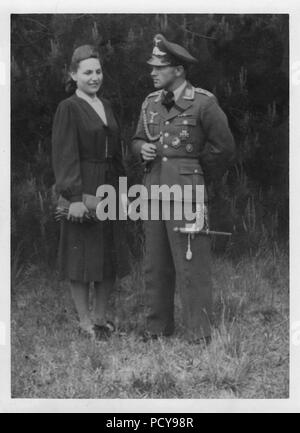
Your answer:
[131,82,235,202]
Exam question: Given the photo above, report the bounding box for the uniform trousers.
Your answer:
[143,199,213,339]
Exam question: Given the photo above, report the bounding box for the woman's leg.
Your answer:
[70,280,92,330]
[93,278,115,326]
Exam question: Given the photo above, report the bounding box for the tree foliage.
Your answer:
[11,14,289,264]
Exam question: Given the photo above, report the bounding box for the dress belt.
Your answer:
[82,157,112,163]
[158,155,200,159]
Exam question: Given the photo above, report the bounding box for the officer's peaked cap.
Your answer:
[147,34,198,67]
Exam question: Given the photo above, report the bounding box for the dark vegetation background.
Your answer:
[11,13,289,270]
[10,14,289,399]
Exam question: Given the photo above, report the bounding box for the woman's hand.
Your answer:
[141,142,157,161]
[68,201,89,223]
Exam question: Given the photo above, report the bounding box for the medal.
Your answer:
[171,137,181,148]
[185,143,194,153]
[179,129,190,140]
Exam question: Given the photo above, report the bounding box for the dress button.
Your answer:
[163,144,168,149]
[194,169,198,173]
[162,157,168,162]
[164,132,169,137]
[165,121,170,125]
[183,120,188,125]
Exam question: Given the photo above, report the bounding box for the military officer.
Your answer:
[131,34,235,343]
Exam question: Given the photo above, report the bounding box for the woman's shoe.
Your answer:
[78,321,96,339]
[93,320,115,341]
[139,331,159,342]
[192,335,212,346]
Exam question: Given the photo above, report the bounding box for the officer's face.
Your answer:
[150,66,179,90]
[71,58,103,96]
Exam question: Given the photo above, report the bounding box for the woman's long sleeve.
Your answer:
[52,100,83,202]
[107,103,126,177]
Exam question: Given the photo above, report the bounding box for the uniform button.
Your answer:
[194,169,198,173]
[164,132,169,137]
[163,144,168,149]
[183,120,188,125]
[165,121,170,125]
[162,157,168,162]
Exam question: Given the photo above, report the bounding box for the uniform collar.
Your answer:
[161,80,187,101]
[182,82,195,100]
[76,88,100,104]
[165,82,195,121]
[151,81,195,121]
[173,80,188,101]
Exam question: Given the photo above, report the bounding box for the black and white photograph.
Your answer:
[1,0,299,414]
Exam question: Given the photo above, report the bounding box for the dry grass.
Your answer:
[11,246,289,399]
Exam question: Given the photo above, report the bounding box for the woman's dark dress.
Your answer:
[52,93,129,282]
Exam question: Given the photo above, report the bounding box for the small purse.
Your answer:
[52,187,100,223]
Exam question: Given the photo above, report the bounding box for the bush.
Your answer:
[11,14,289,265]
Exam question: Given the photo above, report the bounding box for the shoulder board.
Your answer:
[194,87,214,97]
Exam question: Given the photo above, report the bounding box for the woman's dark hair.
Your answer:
[65,44,101,94]
[65,76,77,94]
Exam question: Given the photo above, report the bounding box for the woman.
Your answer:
[52,44,129,339]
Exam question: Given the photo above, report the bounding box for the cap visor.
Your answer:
[147,57,171,67]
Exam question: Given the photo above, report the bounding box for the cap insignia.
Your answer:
[153,46,167,56]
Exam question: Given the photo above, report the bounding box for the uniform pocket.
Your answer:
[179,164,205,203]
[179,164,204,188]
[147,119,160,137]
[175,117,197,126]
[179,165,204,175]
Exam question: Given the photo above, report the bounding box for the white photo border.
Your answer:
[1,0,298,413]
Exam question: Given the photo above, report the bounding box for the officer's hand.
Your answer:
[68,202,89,223]
[141,143,157,161]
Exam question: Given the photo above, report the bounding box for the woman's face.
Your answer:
[71,58,103,96]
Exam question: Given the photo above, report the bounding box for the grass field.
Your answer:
[11,244,289,399]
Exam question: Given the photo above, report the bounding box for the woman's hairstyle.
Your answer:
[65,44,101,94]
[69,44,100,72]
